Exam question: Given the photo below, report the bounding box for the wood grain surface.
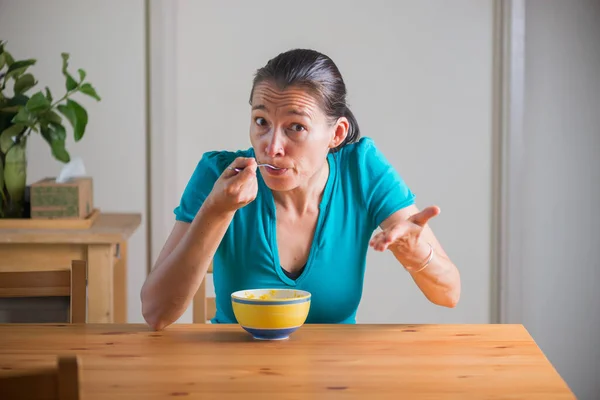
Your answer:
[0,213,141,244]
[0,323,574,399]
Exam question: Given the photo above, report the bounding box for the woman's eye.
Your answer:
[290,123,305,132]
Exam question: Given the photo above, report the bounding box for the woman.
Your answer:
[141,49,460,330]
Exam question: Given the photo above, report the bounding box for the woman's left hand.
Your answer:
[369,206,440,267]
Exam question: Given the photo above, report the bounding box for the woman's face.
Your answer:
[249,81,348,192]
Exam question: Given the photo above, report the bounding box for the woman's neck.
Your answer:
[272,160,329,215]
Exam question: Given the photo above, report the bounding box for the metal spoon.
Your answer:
[229,163,283,172]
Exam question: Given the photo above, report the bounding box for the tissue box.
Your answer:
[30,177,94,219]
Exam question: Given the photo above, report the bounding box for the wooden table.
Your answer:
[0,213,141,323]
[0,323,574,399]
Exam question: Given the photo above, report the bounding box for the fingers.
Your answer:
[409,205,440,227]
[221,158,257,203]
[208,157,259,213]
[369,231,391,252]
[369,225,409,252]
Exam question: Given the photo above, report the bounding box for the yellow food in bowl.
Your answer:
[243,289,307,300]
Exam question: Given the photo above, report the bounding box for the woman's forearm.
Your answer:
[141,202,234,330]
[396,246,461,308]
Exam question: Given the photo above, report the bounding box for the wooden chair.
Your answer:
[0,355,81,400]
[193,262,216,323]
[0,260,87,323]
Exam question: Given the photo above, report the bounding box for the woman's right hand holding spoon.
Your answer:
[206,157,258,214]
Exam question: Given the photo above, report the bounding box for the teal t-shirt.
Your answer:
[174,137,415,324]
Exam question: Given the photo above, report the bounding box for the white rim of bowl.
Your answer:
[231,288,311,302]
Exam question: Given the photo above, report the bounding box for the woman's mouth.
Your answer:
[259,164,288,176]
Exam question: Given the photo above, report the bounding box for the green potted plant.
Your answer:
[0,40,100,218]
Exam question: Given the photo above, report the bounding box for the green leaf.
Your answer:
[3,52,14,67]
[45,86,53,102]
[38,109,62,132]
[0,54,5,71]
[45,110,62,124]
[69,99,88,141]
[6,66,28,80]
[11,107,30,124]
[58,99,87,141]
[79,83,101,101]
[26,91,51,113]
[57,104,75,130]
[66,73,78,91]
[40,125,53,145]
[0,123,24,153]
[61,52,78,91]
[14,73,37,94]
[61,52,70,73]
[78,68,86,81]
[42,122,70,163]
[49,122,67,141]
[7,59,36,73]
[51,143,70,163]
[5,59,36,80]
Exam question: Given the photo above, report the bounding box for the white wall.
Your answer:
[0,0,148,322]
[522,1,600,398]
[157,0,495,324]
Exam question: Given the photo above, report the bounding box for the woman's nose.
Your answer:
[265,130,285,157]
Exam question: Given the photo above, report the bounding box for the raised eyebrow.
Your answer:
[252,104,311,119]
[252,104,268,111]
[288,109,311,118]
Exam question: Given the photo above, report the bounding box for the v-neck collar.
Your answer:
[258,153,337,286]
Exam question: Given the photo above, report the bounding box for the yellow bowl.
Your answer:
[231,288,311,340]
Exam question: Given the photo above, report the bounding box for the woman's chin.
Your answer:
[260,172,297,191]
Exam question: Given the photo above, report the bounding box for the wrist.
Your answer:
[403,242,434,273]
[202,195,237,219]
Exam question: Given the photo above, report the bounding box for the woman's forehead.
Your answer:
[251,82,321,116]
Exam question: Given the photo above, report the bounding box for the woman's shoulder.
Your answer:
[335,137,415,227]
[335,136,385,165]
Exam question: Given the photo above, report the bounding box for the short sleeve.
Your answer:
[173,151,233,223]
[349,137,416,228]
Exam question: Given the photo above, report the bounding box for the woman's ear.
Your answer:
[329,117,349,149]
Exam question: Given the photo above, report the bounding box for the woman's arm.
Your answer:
[140,203,235,330]
[141,156,258,330]
[370,204,461,308]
